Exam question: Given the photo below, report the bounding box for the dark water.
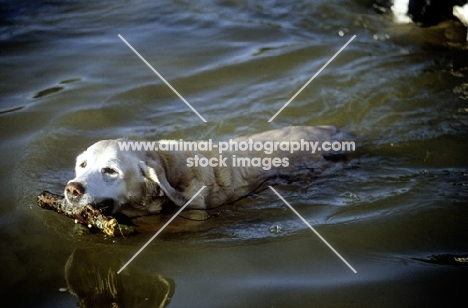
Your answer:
[1,0,468,307]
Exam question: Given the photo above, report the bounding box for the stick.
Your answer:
[37,191,121,237]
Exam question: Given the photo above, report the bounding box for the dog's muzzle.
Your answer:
[64,181,115,215]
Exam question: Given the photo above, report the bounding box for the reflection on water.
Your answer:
[65,248,174,308]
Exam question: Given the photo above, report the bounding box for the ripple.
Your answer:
[0,105,24,114]
[32,86,64,98]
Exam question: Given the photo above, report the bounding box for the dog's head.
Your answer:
[64,140,185,217]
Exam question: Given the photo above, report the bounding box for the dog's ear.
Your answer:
[138,160,186,206]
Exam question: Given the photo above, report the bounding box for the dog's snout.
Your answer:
[65,182,85,198]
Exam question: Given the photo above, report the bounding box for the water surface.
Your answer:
[1,1,468,307]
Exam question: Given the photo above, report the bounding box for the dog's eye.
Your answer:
[101,167,118,175]
[79,161,87,168]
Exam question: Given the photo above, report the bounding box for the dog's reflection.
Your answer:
[64,248,174,308]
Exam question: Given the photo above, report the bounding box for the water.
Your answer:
[1,0,468,307]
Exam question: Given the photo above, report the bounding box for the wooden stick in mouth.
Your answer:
[37,190,122,237]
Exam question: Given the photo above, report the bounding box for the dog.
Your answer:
[374,0,468,29]
[64,126,348,217]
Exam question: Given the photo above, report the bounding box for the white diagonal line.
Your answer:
[268,35,356,122]
[117,186,206,274]
[118,34,207,123]
[269,186,357,274]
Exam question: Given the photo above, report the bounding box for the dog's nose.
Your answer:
[65,182,85,199]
